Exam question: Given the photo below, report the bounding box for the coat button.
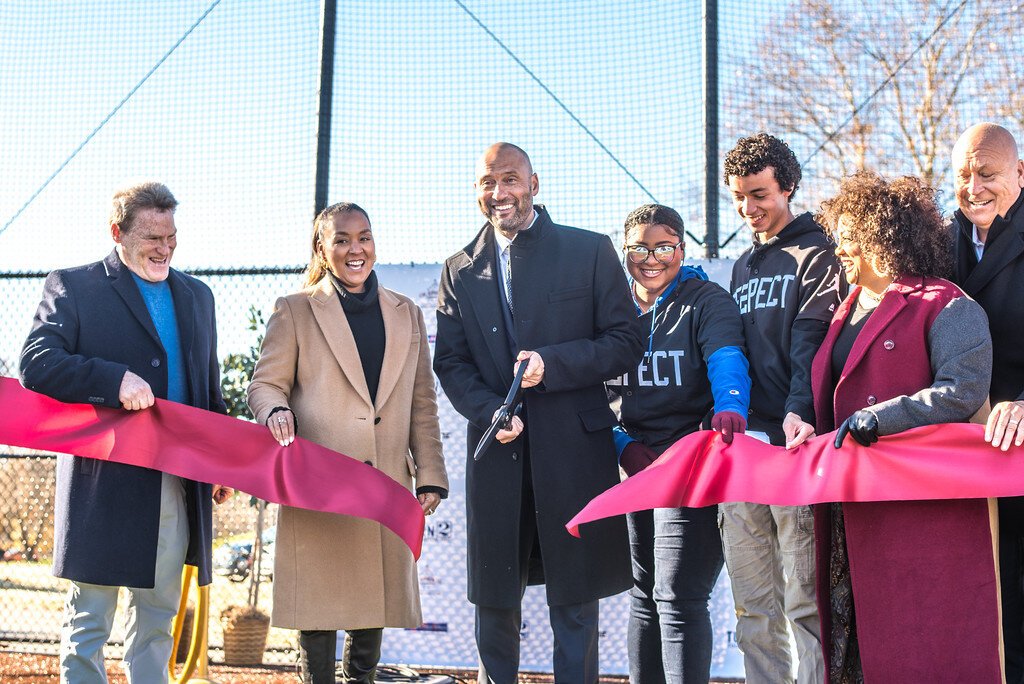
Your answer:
[492,326,498,333]
[151,358,161,367]
[374,417,381,424]
[867,395,877,405]
[883,339,895,350]
[625,391,633,397]
[511,452,518,461]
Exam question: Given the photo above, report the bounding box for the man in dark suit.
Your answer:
[434,143,643,683]
[950,122,1024,683]
[20,181,230,683]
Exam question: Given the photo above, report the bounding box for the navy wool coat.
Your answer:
[20,251,226,587]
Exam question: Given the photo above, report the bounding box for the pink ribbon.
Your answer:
[0,376,424,558]
[568,424,1023,536]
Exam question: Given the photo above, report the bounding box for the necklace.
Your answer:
[857,286,887,309]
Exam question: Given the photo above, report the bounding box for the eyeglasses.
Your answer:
[624,243,680,264]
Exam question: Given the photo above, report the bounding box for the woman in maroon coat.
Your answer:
[788,172,999,682]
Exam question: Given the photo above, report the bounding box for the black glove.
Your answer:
[620,441,659,476]
[834,410,879,448]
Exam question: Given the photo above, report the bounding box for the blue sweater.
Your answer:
[132,274,187,403]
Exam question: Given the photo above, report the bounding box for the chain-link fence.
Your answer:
[0,267,298,663]
[0,264,472,668]
[0,449,297,661]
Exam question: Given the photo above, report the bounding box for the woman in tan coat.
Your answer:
[247,202,448,684]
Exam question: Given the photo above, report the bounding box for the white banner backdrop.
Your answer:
[368,262,746,677]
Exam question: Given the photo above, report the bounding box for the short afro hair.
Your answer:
[724,133,802,201]
[816,171,951,279]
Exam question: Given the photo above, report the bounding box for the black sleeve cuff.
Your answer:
[783,400,815,425]
[416,485,448,499]
[266,406,297,432]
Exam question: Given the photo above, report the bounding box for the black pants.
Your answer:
[298,628,383,684]
[474,447,599,683]
[626,505,724,684]
[476,600,599,684]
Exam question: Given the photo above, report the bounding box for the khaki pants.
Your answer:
[719,502,823,684]
[59,474,188,684]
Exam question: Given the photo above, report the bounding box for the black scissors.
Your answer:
[473,361,528,461]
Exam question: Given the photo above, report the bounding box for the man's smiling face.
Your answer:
[953,126,1024,232]
[112,208,176,282]
[475,144,538,238]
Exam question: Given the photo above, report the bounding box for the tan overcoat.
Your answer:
[247,276,447,630]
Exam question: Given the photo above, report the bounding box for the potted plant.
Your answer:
[218,306,272,666]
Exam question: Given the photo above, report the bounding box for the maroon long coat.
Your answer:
[810,277,1001,682]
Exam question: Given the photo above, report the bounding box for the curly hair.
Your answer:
[623,204,685,244]
[816,171,952,279]
[723,133,802,200]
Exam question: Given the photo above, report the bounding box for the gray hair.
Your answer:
[109,181,178,233]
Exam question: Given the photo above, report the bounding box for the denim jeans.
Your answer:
[626,505,724,684]
[719,502,822,684]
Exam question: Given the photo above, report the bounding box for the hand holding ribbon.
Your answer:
[568,423,1024,537]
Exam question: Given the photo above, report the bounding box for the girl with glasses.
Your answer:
[608,203,750,683]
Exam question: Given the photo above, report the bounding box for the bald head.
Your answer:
[475,142,539,237]
[477,143,533,177]
[953,123,1024,233]
[954,123,1019,162]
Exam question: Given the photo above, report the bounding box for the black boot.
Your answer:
[339,628,383,684]
[299,630,338,684]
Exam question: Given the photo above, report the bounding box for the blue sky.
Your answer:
[0,0,790,271]
[6,0,991,275]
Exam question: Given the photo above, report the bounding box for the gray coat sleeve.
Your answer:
[871,297,992,434]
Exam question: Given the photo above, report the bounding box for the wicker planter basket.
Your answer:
[221,605,270,665]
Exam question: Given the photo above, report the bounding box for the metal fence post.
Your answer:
[702,0,719,259]
[314,0,338,218]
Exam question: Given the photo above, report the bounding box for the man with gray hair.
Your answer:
[951,122,1024,682]
[21,181,231,683]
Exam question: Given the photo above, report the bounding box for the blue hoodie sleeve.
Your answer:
[707,345,750,416]
[612,425,635,461]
